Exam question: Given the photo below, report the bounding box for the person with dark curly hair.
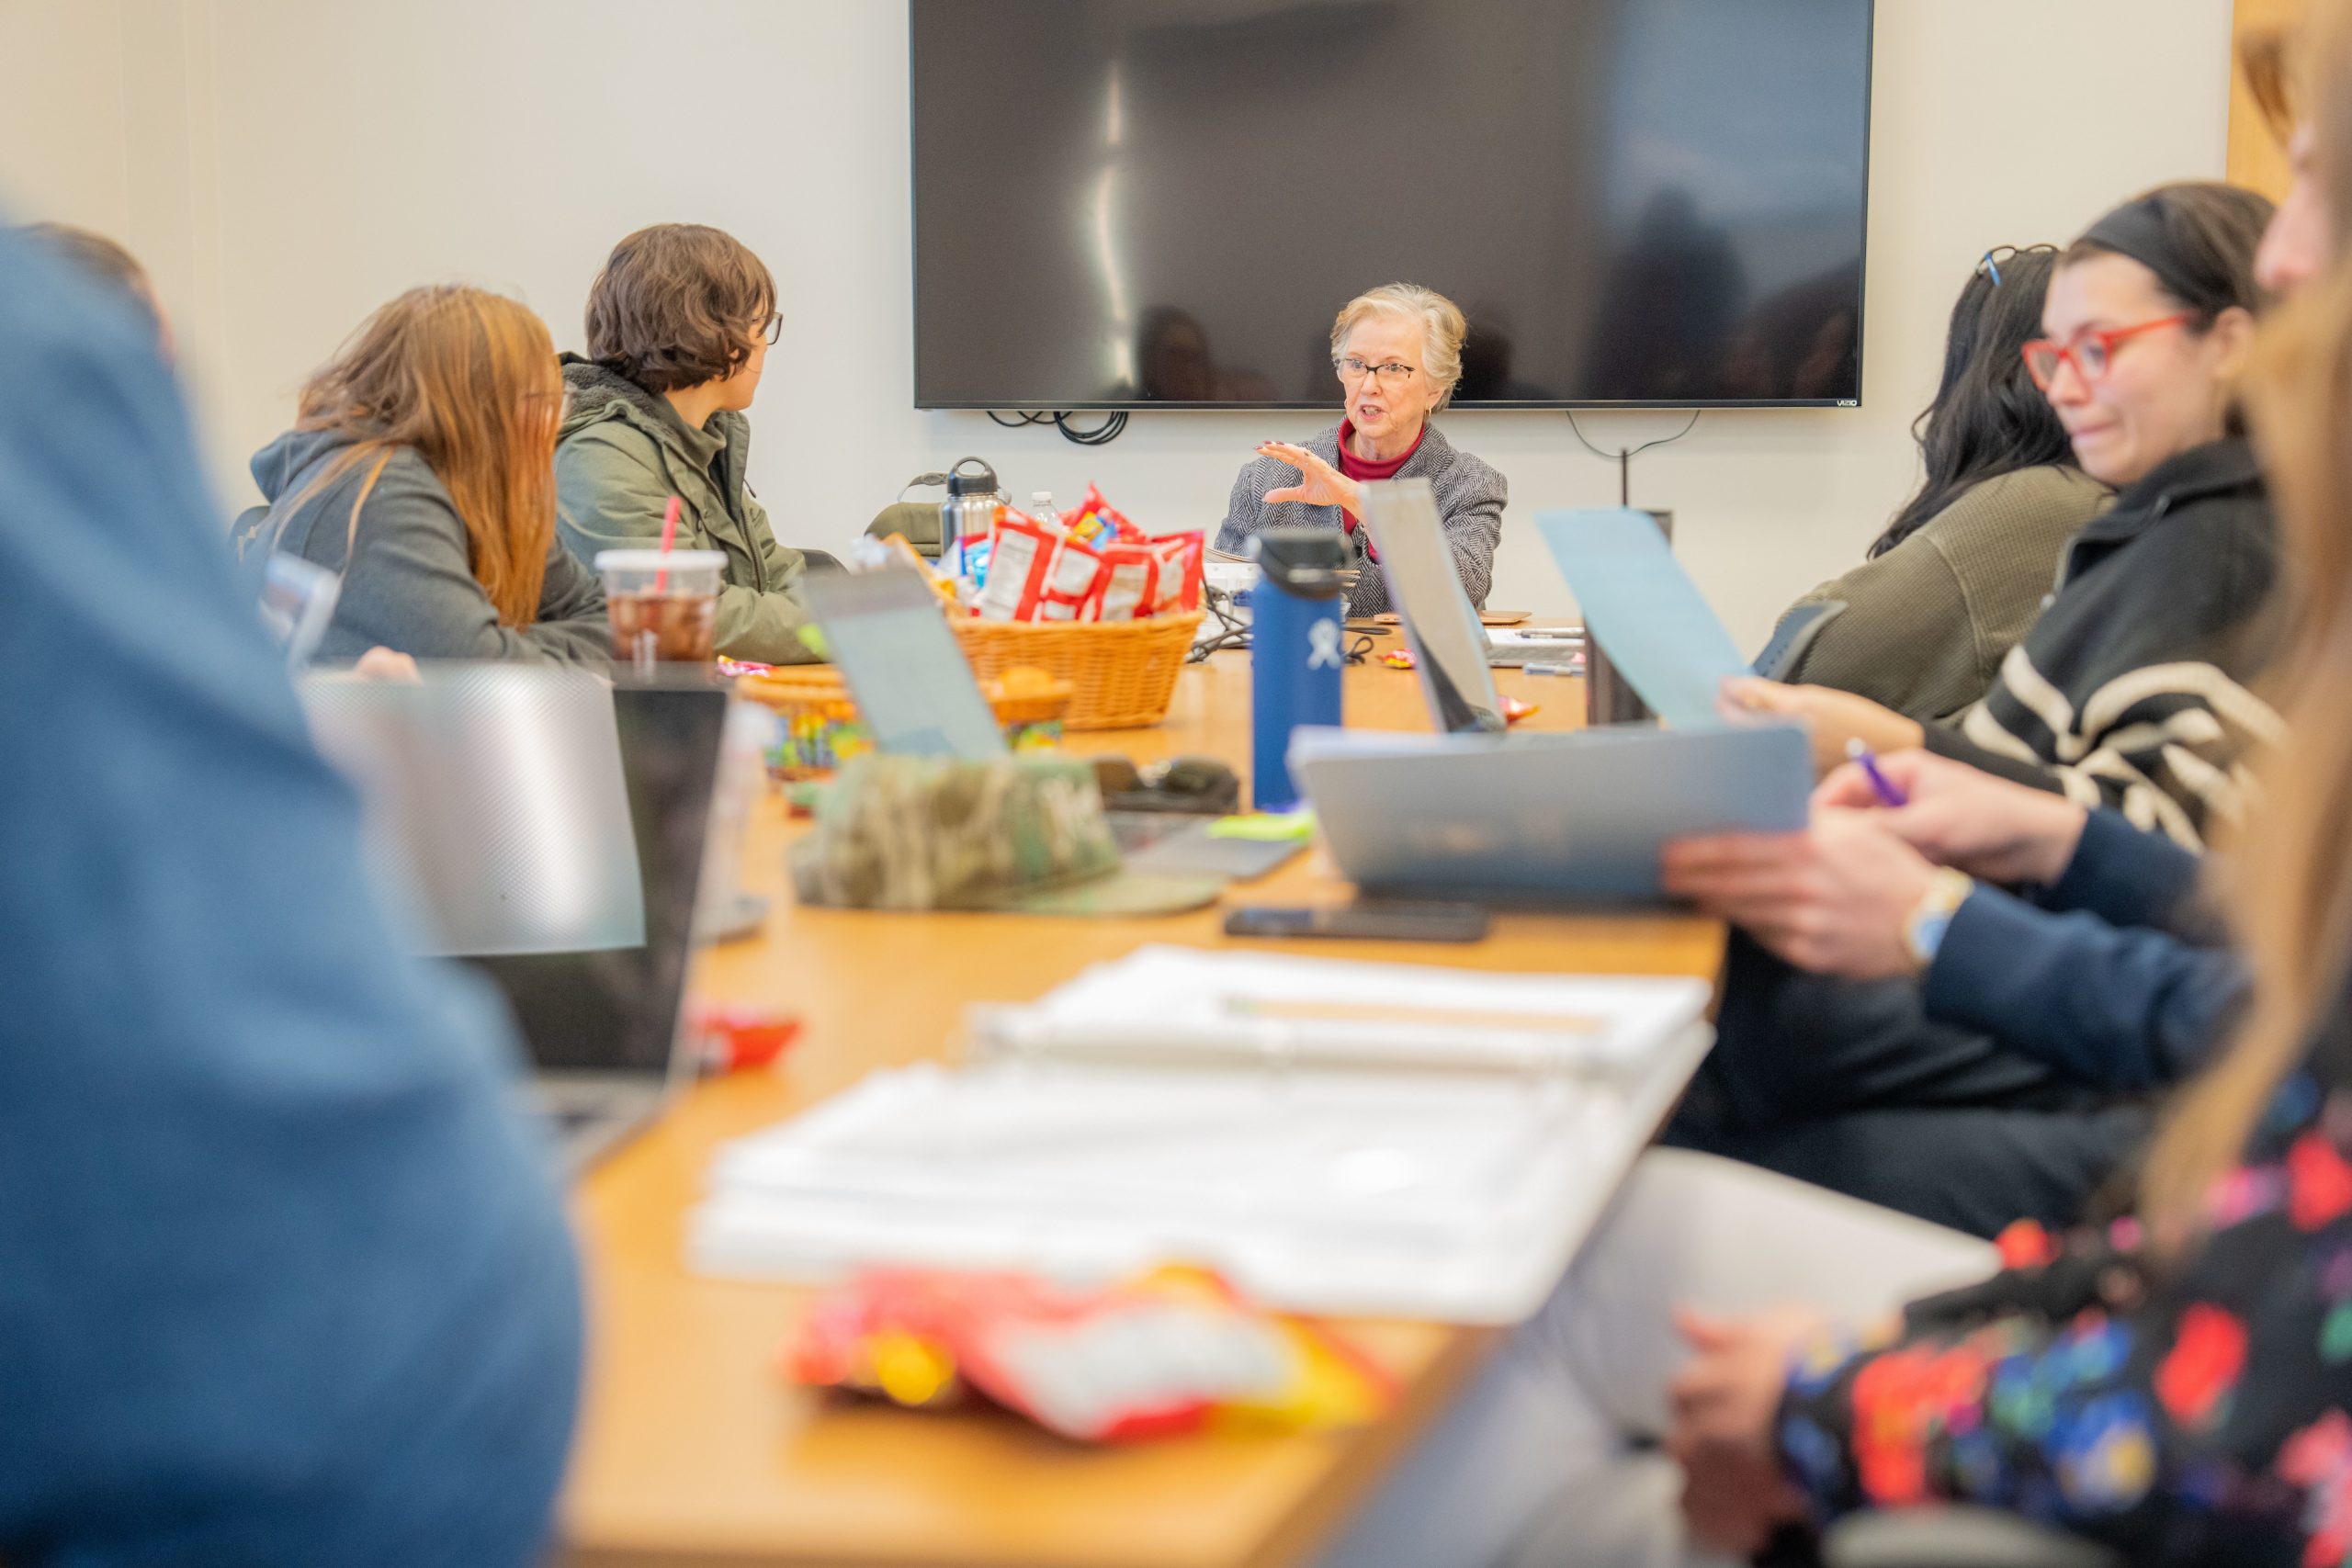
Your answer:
[554,223,815,663]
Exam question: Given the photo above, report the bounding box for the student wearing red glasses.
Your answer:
[1667,184,2285,1243]
[1732,183,2278,852]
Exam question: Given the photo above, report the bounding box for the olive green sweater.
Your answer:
[1775,465,2111,724]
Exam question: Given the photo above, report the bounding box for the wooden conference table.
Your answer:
[563,649,1725,1568]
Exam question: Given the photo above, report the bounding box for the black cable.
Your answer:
[983,410,1133,446]
[1564,410,1701,507]
[1186,584,1251,662]
[1054,411,1129,446]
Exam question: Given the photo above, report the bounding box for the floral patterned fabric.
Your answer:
[1779,1020,2352,1565]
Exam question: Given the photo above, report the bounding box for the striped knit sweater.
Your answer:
[1922,437,2284,849]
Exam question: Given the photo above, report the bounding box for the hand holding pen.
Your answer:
[1814,747,2090,886]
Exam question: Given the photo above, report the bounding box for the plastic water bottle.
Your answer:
[1250,525,1348,811]
[1030,490,1057,526]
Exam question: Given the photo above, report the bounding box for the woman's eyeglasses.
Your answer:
[759,311,783,345]
[2021,314,2194,390]
[1332,355,1418,385]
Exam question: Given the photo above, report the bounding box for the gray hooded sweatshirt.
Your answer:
[243,428,611,668]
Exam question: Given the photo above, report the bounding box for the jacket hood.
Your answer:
[558,353,671,443]
[250,424,366,504]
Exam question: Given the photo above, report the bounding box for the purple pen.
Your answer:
[1845,738,1909,808]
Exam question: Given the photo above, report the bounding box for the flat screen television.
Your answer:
[910,0,1875,411]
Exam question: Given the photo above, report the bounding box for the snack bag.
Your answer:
[1146,530,1205,615]
[782,1266,1393,1443]
[1034,533,1108,621]
[1087,542,1159,623]
[970,508,1057,621]
[1061,483,1143,547]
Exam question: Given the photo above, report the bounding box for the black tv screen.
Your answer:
[910,0,1874,411]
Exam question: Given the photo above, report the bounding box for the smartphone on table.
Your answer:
[1221,901,1491,943]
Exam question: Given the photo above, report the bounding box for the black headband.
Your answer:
[2077,198,2211,314]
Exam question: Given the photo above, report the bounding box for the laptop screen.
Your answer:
[469,676,730,1075]
[1360,479,1508,735]
[805,567,1007,761]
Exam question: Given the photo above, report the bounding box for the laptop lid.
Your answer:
[302,666,730,1080]
[1359,479,1508,735]
[805,567,1007,761]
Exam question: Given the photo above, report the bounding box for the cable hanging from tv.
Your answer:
[987,410,1131,446]
[1565,410,1702,508]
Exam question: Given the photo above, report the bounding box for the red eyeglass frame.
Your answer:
[2021,313,2195,390]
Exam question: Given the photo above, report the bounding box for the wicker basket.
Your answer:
[952,612,1203,730]
[736,667,1073,778]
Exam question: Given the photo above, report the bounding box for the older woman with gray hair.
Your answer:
[1216,283,1508,618]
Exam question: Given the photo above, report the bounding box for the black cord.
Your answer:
[1564,410,1701,507]
[1186,584,1251,662]
[985,411,1133,446]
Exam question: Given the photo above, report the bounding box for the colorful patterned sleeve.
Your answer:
[1775,1077,2352,1563]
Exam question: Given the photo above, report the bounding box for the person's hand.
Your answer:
[1258,440,1363,515]
[1720,676,1925,776]
[1815,750,2088,886]
[1668,1306,1822,1555]
[354,647,421,682]
[1661,808,1939,980]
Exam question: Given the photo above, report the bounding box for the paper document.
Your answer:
[1532,509,1749,727]
[685,946,1714,1322]
[968,943,1709,1075]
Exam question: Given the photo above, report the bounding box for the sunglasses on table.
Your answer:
[2021,313,2194,390]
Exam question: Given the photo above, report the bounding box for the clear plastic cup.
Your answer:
[596,548,723,670]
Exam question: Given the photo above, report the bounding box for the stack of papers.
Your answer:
[968,944,1707,1075]
[687,948,1712,1323]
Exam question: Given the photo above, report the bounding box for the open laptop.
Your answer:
[301,665,731,1174]
[1359,478,1512,734]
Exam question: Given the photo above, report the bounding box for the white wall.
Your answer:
[2,0,2234,649]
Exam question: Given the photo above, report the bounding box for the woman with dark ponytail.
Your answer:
[1773,245,2107,722]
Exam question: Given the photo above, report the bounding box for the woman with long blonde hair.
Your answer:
[243,285,609,665]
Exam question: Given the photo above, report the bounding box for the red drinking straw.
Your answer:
[654,495,682,592]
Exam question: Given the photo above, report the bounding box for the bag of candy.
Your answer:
[782,1265,1394,1442]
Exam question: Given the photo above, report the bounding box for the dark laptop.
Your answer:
[301,666,731,1174]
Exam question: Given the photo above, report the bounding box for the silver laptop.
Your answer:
[301,665,731,1174]
[1289,722,1814,904]
[1359,479,1510,733]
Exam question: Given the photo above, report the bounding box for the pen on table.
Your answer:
[1845,738,1908,807]
[1523,661,1581,677]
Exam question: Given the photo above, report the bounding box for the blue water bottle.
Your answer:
[1250,525,1349,811]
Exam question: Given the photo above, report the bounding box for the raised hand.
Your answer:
[1257,441,1363,514]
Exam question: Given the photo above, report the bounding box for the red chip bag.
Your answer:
[1088,543,1159,623]
[972,508,1056,621]
[1146,531,1204,615]
[1063,482,1145,547]
[1035,533,1107,621]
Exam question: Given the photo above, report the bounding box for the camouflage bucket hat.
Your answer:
[788,754,1224,917]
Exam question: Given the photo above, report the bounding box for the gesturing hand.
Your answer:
[1660,808,1941,980]
[1815,750,2088,886]
[1719,675,1926,777]
[1258,441,1363,514]
[1668,1306,1821,1555]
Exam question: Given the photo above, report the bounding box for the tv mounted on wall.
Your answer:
[910,0,1875,412]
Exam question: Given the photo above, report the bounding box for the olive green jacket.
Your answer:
[553,355,815,663]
